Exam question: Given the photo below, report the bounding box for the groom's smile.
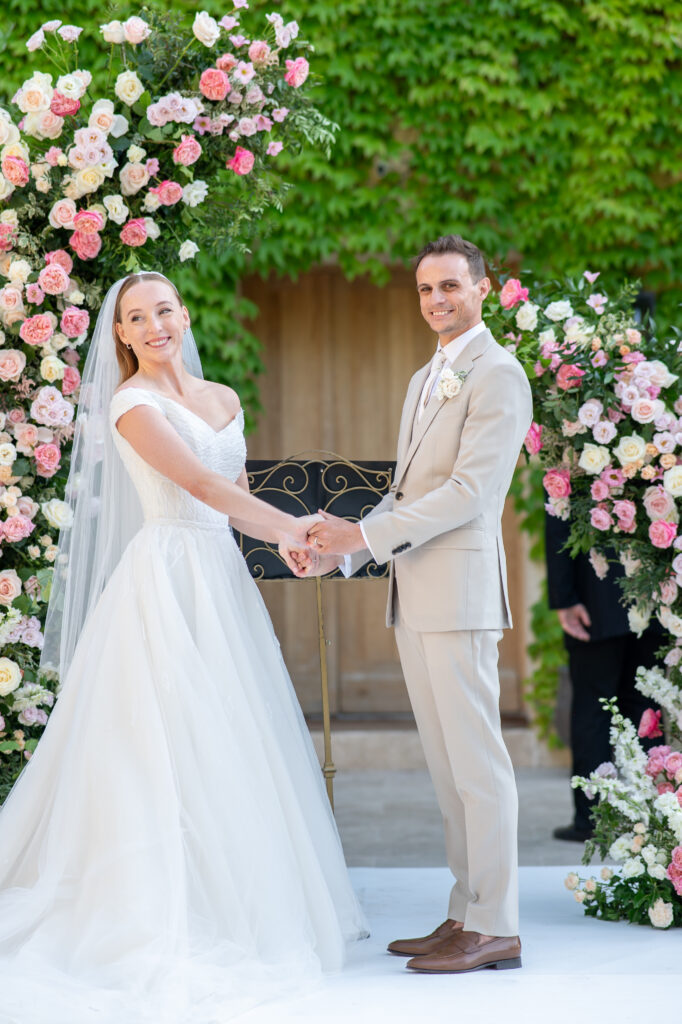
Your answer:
[416,252,490,344]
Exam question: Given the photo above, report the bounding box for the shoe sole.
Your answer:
[407,956,522,974]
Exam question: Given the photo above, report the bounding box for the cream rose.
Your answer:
[0,349,26,381]
[545,300,574,321]
[8,258,31,286]
[15,72,53,114]
[126,144,146,163]
[0,116,19,148]
[48,197,77,230]
[114,71,144,107]
[89,99,115,134]
[100,20,126,43]
[648,360,678,389]
[628,605,651,637]
[0,568,22,606]
[179,239,199,261]
[613,433,646,466]
[40,354,66,382]
[578,443,610,475]
[73,165,106,195]
[663,465,682,498]
[41,497,74,529]
[658,605,682,638]
[102,194,129,225]
[515,302,538,332]
[193,11,221,46]
[119,161,149,196]
[0,657,21,696]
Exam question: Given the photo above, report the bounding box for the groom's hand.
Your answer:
[307,511,365,555]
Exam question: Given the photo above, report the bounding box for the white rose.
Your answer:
[144,218,160,241]
[64,289,84,307]
[613,433,646,466]
[648,898,674,929]
[538,327,555,347]
[110,115,128,138]
[658,605,682,638]
[41,498,74,530]
[593,420,617,444]
[48,197,77,229]
[628,605,651,638]
[40,355,66,382]
[0,209,18,227]
[182,179,208,207]
[577,398,603,427]
[578,443,610,475]
[56,74,87,100]
[8,258,31,285]
[621,857,645,879]
[648,360,678,389]
[193,11,221,47]
[100,20,126,44]
[114,71,144,107]
[663,465,682,498]
[564,872,579,891]
[0,657,21,696]
[600,867,613,881]
[631,397,664,424]
[0,179,14,201]
[15,72,53,114]
[0,116,19,148]
[74,165,106,194]
[545,300,574,321]
[179,240,199,262]
[648,864,667,881]
[126,144,146,164]
[103,193,129,224]
[515,302,538,332]
[89,99,115,134]
[49,331,69,352]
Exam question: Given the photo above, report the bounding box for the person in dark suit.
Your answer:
[545,513,662,842]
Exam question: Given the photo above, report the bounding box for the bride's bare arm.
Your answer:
[116,405,312,544]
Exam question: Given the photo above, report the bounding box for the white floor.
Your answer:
[239,866,680,1024]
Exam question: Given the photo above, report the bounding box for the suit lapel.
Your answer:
[395,329,495,488]
[397,362,431,466]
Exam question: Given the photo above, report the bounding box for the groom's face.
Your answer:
[416,253,490,344]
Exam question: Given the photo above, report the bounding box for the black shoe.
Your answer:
[552,824,594,842]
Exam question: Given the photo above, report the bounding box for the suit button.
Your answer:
[395,491,404,501]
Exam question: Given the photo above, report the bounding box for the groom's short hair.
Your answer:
[414,235,486,282]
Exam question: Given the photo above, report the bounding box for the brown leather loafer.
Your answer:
[406,931,522,973]
[387,918,463,957]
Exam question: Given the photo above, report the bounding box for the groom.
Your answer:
[302,235,532,973]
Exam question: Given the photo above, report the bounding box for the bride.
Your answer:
[0,273,367,1023]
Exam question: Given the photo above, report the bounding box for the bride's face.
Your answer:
[116,280,190,369]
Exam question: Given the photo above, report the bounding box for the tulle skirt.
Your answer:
[0,521,367,1023]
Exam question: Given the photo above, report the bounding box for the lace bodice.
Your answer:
[109,387,247,527]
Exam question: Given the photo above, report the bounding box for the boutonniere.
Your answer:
[436,368,470,401]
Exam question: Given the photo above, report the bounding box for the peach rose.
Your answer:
[0,568,22,604]
[60,305,90,338]
[216,53,237,72]
[150,180,183,205]
[61,365,81,396]
[199,68,230,101]
[172,135,202,166]
[119,161,149,196]
[248,40,271,65]
[48,198,77,230]
[72,209,104,234]
[19,314,54,347]
[543,468,571,499]
[119,218,148,247]
[38,263,70,295]
[1,156,29,187]
[0,349,26,382]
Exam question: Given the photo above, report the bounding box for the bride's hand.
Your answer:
[277,515,324,577]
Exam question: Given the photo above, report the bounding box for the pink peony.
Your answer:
[119,218,148,247]
[38,263,70,296]
[73,209,104,235]
[3,514,35,542]
[226,146,254,175]
[640,714,663,743]
[61,365,81,396]
[150,180,183,206]
[2,156,29,187]
[248,40,271,64]
[34,442,61,478]
[19,314,54,347]
[284,57,309,88]
[556,363,585,391]
[499,278,529,309]
[543,469,571,500]
[649,520,678,549]
[50,91,80,117]
[60,305,90,338]
[590,506,613,531]
[172,135,202,166]
[45,249,73,274]
[69,230,102,260]
[590,479,610,501]
[524,422,543,456]
[199,68,230,101]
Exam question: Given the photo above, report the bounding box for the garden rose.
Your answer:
[0,568,22,605]
[613,499,636,532]
[578,443,610,475]
[1,156,29,187]
[614,434,647,466]
[649,520,677,549]
[114,70,144,107]
[556,364,585,391]
[199,68,230,101]
[226,146,254,175]
[151,180,183,205]
[545,300,574,321]
[590,479,609,501]
[69,230,101,260]
[37,263,70,296]
[248,40,271,64]
[61,306,90,338]
[45,249,73,273]
[172,135,202,167]
[631,397,664,424]
[524,422,543,455]
[284,57,309,88]
[34,442,61,477]
[193,11,221,47]
[123,16,151,44]
[50,92,80,117]
[120,218,148,247]
[593,420,617,444]
[119,161,149,196]
[500,279,529,310]
[3,514,35,542]
[663,465,682,498]
[515,301,538,332]
[643,485,677,522]
[0,349,26,382]
[590,507,613,531]
[543,468,571,499]
[48,198,77,230]
[72,209,104,235]
[61,365,81,396]
[0,657,21,697]
[20,314,54,347]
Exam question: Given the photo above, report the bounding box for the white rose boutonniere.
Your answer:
[436,367,469,402]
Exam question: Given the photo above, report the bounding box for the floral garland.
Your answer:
[491,272,682,927]
[0,7,334,793]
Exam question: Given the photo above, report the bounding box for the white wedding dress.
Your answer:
[0,388,367,1024]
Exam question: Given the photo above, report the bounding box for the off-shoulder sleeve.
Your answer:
[109,389,165,430]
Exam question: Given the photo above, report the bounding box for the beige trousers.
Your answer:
[394,600,519,936]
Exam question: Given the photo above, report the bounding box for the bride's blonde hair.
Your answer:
[113,272,185,383]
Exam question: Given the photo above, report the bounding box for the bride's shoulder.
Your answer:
[201,381,242,417]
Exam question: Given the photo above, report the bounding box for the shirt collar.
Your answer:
[437,320,486,365]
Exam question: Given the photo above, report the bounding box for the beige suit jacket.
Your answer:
[350,329,533,632]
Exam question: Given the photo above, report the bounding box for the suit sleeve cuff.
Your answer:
[340,555,353,579]
[359,521,377,562]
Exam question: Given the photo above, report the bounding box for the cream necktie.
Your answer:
[417,350,448,421]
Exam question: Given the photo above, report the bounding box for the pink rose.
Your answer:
[0,349,27,382]
[48,198,77,230]
[649,520,678,549]
[16,495,38,518]
[7,408,25,425]
[38,263,70,296]
[172,134,202,166]
[0,568,22,603]
[25,283,45,304]
[666,752,682,778]
[45,146,63,166]
[590,479,610,501]
[284,57,309,88]
[34,442,61,478]
[14,422,39,451]
[150,180,183,205]
[69,230,102,260]
[524,422,543,456]
[643,485,676,522]
[590,507,613,531]
[60,305,90,338]
[199,68,230,101]
[543,469,571,500]
[613,499,636,531]
[672,846,682,870]
[19,314,54,347]
[272,107,289,122]
[0,223,17,252]
[73,209,104,235]
[499,278,529,309]
[556,363,585,391]
[120,218,148,247]
[216,53,238,72]
[248,40,271,64]
[50,91,80,117]
[226,146,254,175]
[123,16,150,44]
[45,249,73,274]
[61,365,81,396]
[3,514,35,542]
[1,156,29,187]
[660,579,679,605]
[266,140,283,156]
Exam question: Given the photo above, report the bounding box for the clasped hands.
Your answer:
[278,511,365,578]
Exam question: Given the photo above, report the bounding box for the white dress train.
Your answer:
[0,388,367,1024]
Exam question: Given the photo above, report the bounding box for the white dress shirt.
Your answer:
[339,321,487,576]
